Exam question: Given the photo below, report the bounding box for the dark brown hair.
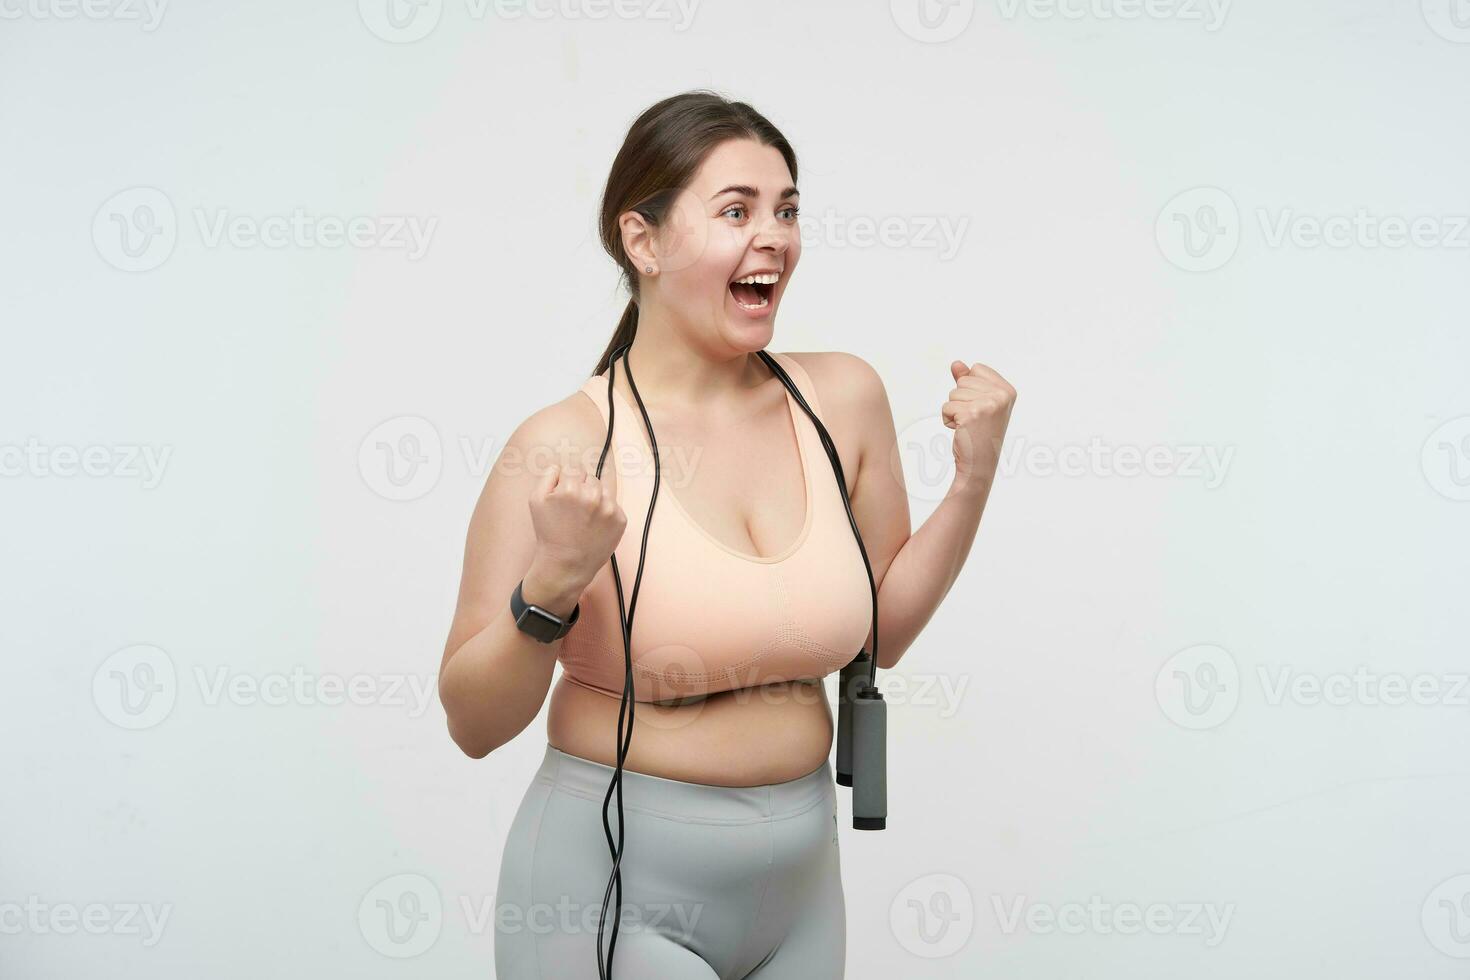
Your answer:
[592,90,798,376]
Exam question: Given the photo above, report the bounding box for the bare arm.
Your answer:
[833,353,1015,670]
[437,402,623,758]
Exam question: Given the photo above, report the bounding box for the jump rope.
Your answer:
[590,341,889,979]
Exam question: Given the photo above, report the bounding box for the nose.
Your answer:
[752,215,791,254]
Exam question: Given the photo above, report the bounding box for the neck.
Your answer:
[613,302,772,410]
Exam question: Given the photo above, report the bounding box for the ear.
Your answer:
[619,210,657,275]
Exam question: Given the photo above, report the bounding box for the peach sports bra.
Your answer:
[556,351,873,704]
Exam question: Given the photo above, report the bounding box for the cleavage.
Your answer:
[649,392,806,559]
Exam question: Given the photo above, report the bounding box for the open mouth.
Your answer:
[728,273,778,310]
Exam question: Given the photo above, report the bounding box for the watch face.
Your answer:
[519,607,560,643]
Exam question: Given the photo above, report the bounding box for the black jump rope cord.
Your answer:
[591,343,880,979]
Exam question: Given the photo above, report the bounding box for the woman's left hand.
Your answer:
[943,359,1017,488]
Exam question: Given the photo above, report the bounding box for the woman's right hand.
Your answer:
[526,462,627,591]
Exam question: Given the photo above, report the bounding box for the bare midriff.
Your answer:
[546,673,834,787]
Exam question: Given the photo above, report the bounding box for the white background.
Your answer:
[3,0,1469,977]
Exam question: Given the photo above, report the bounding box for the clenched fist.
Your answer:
[528,463,627,588]
[943,360,1017,486]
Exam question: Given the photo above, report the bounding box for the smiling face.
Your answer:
[642,138,802,352]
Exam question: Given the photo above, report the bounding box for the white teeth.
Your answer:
[734,293,770,310]
[732,272,780,285]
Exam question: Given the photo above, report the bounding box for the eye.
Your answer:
[722,203,800,223]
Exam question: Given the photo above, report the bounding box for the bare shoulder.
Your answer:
[782,350,888,414]
[488,382,614,499]
[526,382,604,441]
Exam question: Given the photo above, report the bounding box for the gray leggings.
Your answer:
[494,743,846,979]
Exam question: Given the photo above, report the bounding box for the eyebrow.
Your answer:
[708,184,799,202]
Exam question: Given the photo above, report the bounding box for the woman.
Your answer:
[438,90,1015,979]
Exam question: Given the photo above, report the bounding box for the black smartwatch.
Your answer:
[510,579,580,643]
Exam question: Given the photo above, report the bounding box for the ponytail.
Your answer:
[592,298,639,376]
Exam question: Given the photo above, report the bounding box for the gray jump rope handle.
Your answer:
[850,689,887,831]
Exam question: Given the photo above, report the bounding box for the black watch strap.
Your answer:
[511,579,580,643]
